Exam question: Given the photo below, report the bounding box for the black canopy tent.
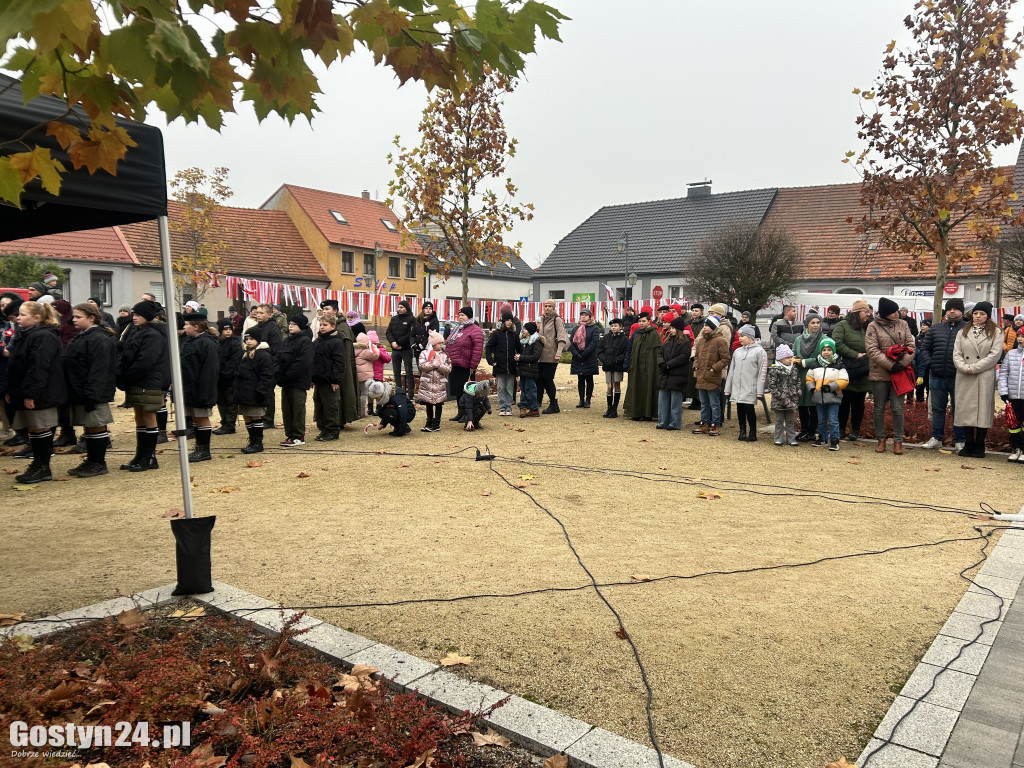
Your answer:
[1,74,211,593]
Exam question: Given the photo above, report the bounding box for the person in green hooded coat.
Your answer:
[319,300,360,427]
[623,310,662,421]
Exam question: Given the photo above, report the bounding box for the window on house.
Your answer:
[548,290,565,300]
[381,218,399,233]
[388,256,400,278]
[90,272,112,306]
[405,259,416,280]
[341,250,354,273]
[147,283,165,305]
[363,253,376,277]
[669,285,683,299]
[330,210,348,224]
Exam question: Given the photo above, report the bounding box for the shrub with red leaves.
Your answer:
[855,399,1011,449]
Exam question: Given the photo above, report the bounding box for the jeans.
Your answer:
[815,402,840,442]
[871,380,904,441]
[519,377,539,410]
[698,388,721,426]
[657,389,683,429]
[928,375,966,443]
[495,374,516,412]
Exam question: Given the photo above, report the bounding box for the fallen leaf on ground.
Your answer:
[199,701,227,715]
[658,466,668,470]
[13,634,33,652]
[847,460,861,465]
[513,482,528,489]
[155,449,164,454]
[407,748,436,767]
[36,679,84,707]
[614,626,628,639]
[516,455,525,459]
[288,755,313,768]
[11,485,36,491]
[924,467,940,472]
[440,652,472,667]
[245,460,263,468]
[373,449,387,455]
[85,700,116,715]
[434,459,445,463]
[447,444,459,448]
[519,474,535,480]
[3,468,17,474]
[960,464,976,470]
[163,508,185,519]
[515,427,526,432]
[638,438,653,442]
[219,453,232,459]
[543,755,569,768]
[0,613,25,626]
[939,449,953,454]
[470,728,510,747]
[171,606,206,621]
[116,607,146,629]
[630,575,651,582]
[396,462,410,468]
[697,491,723,500]
[189,743,228,768]
[214,486,241,493]
[297,472,310,478]
[481,490,491,496]
[827,759,855,768]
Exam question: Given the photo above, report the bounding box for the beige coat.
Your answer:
[864,317,915,382]
[538,313,568,363]
[953,326,1002,428]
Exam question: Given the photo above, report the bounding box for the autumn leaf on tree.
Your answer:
[471,728,511,747]
[440,652,472,667]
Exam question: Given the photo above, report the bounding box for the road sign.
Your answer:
[652,285,663,301]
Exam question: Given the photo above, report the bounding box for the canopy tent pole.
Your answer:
[158,215,194,519]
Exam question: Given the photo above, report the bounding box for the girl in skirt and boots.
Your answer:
[417,331,451,432]
[117,300,170,472]
[180,313,220,461]
[5,301,66,483]
[63,303,117,477]
[235,331,275,453]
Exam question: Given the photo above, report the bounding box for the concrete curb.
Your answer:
[857,523,1024,767]
[3,582,693,768]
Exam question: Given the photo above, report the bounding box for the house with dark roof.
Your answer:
[261,184,426,300]
[534,171,1011,306]
[0,226,141,311]
[414,232,535,302]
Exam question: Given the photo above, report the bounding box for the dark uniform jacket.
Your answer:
[235,344,275,407]
[180,331,219,408]
[8,324,67,409]
[277,329,314,390]
[63,325,117,407]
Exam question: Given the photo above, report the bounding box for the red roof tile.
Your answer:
[119,201,328,282]
[0,226,139,264]
[763,171,1012,281]
[267,184,423,256]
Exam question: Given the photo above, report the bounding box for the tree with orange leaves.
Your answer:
[847,0,1024,318]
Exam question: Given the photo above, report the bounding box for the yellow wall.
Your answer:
[274,190,338,282]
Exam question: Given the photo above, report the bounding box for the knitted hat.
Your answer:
[500,302,513,316]
[708,303,727,316]
[131,300,159,322]
[704,316,720,330]
[640,305,654,318]
[320,299,339,311]
[579,308,591,317]
[184,300,200,311]
[346,309,360,319]
[1016,315,1024,323]
[630,323,640,336]
[944,297,965,313]
[878,297,899,317]
[473,379,492,398]
[217,318,232,330]
[118,304,131,313]
[964,301,976,314]
[973,301,993,320]
[459,305,473,318]
[428,331,445,346]
[817,337,837,355]
[851,299,870,312]
[804,311,821,324]
[28,282,47,295]
[422,300,434,309]
[368,330,380,343]
[289,314,309,330]
[776,343,794,359]
[501,311,515,323]
[662,311,676,324]
[638,309,652,320]
[397,300,411,313]
[523,321,538,335]
[738,324,756,338]
[671,303,683,314]
[827,304,841,315]
[366,380,390,405]
[670,316,689,331]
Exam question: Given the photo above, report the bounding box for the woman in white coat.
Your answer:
[953,301,1002,459]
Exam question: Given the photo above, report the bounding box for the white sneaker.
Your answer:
[954,441,965,452]
[921,437,942,449]
[1008,450,1021,463]
[1016,452,1024,463]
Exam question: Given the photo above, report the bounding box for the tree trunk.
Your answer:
[933,245,948,321]
[461,262,469,305]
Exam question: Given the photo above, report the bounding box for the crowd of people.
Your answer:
[0,285,1015,485]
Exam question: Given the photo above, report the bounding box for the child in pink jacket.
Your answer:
[354,332,379,417]
[369,330,391,381]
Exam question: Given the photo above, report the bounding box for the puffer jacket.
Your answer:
[180,331,219,408]
[568,322,600,376]
[598,330,628,372]
[805,361,849,405]
[656,333,691,391]
[354,332,380,382]
[998,346,1024,399]
[518,335,545,380]
[8,323,67,409]
[118,321,170,392]
[765,363,802,410]
[385,303,416,350]
[235,342,275,407]
[865,316,915,381]
[724,342,767,404]
[485,326,521,375]
[917,318,966,379]
[312,329,347,385]
[219,335,242,378]
[446,320,484,370]
[417,347,452,405]
[693,331,730,389]
[369,331,390,380]
[276,328,314,390]
[63,325,117,407]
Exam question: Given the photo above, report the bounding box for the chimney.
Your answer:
[361,190,370,200]
[687,180,712,198]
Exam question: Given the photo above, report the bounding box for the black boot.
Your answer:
[129,430,159,472]
[973,428,988,458]
[16,431,54,484]
[4,428,28,446]
[70,435,87,454]
[747,420,758,441]
[188,426,213,462]
[212,424,236,435]
[608,392,620,419]
[120,428,147,470]
[576,380,586,408]
[155,408,169,443]
[602,395,614,418]
[242,422,265,454]
[738,424,747,441]
[53,427,76,448]
[69,432,110,478]
[542,399,560,414]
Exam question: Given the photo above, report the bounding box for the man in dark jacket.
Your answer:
[656,316,692,430]
[253,303,282,428]
[918,298,966,450]
[214,319,242,434]
[770,305,804,348]
[386,300,416,394]
[276,314,314,446]
[597,318,628,418]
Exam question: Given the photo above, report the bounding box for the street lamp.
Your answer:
[374,241,383,261]
[617,232,633,300]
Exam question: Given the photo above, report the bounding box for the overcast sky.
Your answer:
[155,0,1024,268]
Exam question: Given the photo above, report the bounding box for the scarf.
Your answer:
[572,321,587,349]
[526,332,539,345]
[816,352,836,368]
[346,314,360,327]
[800,328,822,359]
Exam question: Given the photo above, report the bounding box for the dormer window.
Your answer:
[381,218,399,232]
[330,210,348,224]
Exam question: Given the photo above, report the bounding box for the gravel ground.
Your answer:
[0,378,1015,768]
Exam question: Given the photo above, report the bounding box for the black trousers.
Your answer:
[539,362,558,404]
[839,390,866,435]
[392,349,414,394]
[217,377,238,426]
[449,365,472,402]
[737,402,757,431]
[798,404,818,435]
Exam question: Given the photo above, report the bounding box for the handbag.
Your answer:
[842,354,869,379]
[890,366,916,396]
